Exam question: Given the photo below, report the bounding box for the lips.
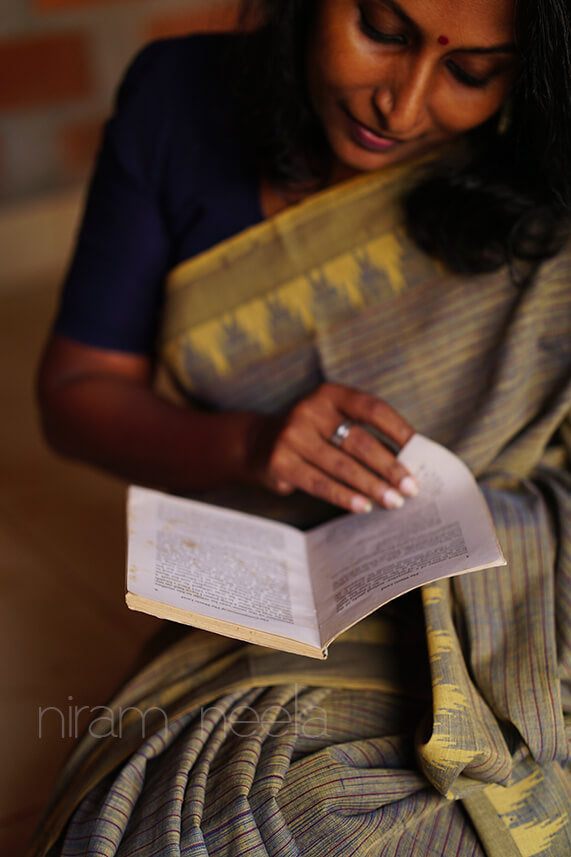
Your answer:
[344,110,403,153]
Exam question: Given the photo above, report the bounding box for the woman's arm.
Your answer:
[37,336,417,512]
[37,335,263,493]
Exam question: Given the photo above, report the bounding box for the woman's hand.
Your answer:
[38,341,416,512]
[247,383,418,513]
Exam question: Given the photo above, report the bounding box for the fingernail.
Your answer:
[399,476,418,497]
[383,489,405,509]
[351,496,373,514]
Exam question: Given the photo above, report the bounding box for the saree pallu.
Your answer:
[32,164,571,856]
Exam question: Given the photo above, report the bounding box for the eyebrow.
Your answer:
[454,45,517,56]
[376,0,517,55]
[377,0,415,30]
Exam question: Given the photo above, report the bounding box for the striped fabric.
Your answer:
[32,165,570,856]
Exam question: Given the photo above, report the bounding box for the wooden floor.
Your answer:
[0,278,162,855]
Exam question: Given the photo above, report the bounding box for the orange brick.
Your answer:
[146,2,241,41]
[36,0,138,8]
[60,116,105,177]
[0,32,92,110]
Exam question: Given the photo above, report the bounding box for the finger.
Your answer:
[264,445,374,513]
[292,459,376,514]
[340,424,418,497]
[279,409,416,505]
[310,442,409,510]
[326,385,415,449]
[322,386,417,493]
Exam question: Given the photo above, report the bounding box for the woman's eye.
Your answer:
[358,6,406,45]
[446,60,489,89]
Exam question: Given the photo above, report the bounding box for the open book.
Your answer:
[126,434,505,659]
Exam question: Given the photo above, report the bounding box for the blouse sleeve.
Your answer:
[53,41,179,355]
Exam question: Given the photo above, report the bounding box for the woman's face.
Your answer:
[307,0,516,174]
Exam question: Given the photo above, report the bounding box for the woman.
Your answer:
[34,0,570,854]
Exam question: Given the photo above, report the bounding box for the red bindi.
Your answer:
[437,35,449,45]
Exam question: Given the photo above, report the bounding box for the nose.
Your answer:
[373,55,433,137]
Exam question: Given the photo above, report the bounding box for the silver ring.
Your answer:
[330,419,354,448]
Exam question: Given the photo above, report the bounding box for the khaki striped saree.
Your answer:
[32,164,570,856]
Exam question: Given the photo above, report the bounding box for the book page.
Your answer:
[307,434,505,647]
[127,487,321,648]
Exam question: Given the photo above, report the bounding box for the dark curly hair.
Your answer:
[235,0,571,276]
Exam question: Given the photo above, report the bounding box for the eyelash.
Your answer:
[358,6,406,45]
[358,5,491,89]
[446,61,489,89]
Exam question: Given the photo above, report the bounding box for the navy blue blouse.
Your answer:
[55,35,264,354]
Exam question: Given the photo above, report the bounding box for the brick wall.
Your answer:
[0,0,239,204]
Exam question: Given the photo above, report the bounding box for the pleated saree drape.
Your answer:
[32,163,570,856]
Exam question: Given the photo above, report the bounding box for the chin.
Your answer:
[333,142,409,174]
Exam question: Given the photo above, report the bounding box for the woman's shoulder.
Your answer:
[116,32,238,112]
[104,32,245,191]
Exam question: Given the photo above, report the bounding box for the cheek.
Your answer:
[432,90,507,133]
[308,20,381,102]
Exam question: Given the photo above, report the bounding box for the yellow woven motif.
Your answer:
[163,234,406,388]
[159,164,423,396]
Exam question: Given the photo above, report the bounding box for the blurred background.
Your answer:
[0,1,237,852]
